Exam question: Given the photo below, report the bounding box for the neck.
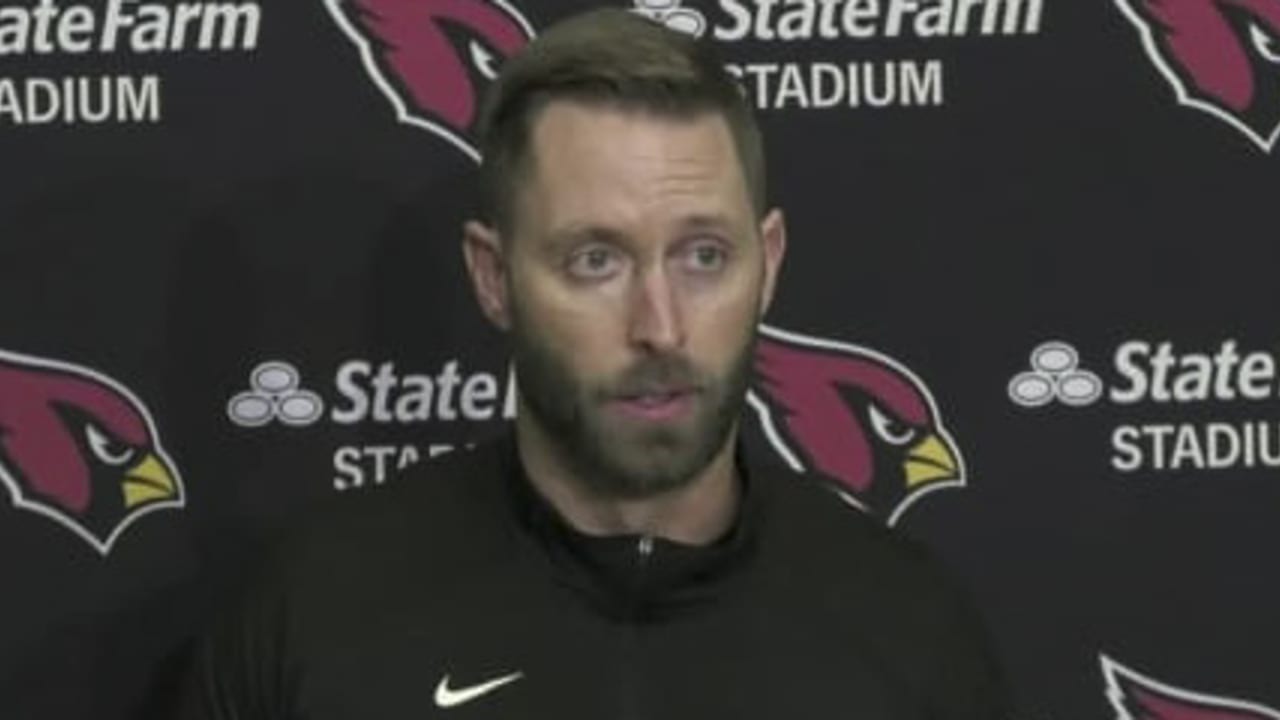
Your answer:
[514,410,741,545]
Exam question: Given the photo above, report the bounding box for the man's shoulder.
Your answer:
[267,435,516,588]
[749,460,1008,714]
[752,457,1001,686]
[313,437,504,526]
[752,456,963,603]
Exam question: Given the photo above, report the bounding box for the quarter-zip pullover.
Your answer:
[181,431,1007,719]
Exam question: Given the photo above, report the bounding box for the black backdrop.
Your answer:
[4,0,1280,717]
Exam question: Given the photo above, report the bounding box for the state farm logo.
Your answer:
[631,0,708,36]
[227,357,515,490]
[1115,0,1280,151]
[699,0,1045,112]
[324,0,535,161]
[0,0,261,127]
[1102,654,1280,719]
[1008,341,1105,408]
[227,361,325,428]
[1011,338,1280,475]
[0,349,184,555]
[748,324,965,526]
[326,0,1045,160]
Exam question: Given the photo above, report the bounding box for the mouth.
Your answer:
[609,387,698,422]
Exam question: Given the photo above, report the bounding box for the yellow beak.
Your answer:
[903,433,960,489]
[122,453,178,508]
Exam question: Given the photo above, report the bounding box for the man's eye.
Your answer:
[566,247,621,279]
[683,243,728,273]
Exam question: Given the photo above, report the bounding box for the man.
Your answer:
[181,9,1007,718]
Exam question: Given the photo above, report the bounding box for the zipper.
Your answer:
[618,535,655,720]
[636,535,654,564]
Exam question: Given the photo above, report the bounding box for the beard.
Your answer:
[509,312,753,500]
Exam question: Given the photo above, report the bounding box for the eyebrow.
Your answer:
[544,225,628,255]
[539,210,747,261]
[675,213,736,234]
[548,213,737,247]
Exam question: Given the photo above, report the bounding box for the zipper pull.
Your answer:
[637,535,654,561]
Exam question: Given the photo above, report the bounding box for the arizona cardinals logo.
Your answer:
[748,325,964,526]
[326,0,535,161]
[1115,0,1280,150]
[0,349,184,555]
[1102,654,1280,720]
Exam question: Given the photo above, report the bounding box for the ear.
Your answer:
[757,208,787,318]
[462,220,511,330]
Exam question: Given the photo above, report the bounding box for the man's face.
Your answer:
[473,101,784,498]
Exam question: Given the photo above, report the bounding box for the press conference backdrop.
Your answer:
[3,0,1279,717]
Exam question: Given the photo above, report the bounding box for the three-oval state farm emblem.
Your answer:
[1115,0,1280,151]
[1102,654,1280,719]
[748,325,965,526]
[0,349,184,555]
[325,0,536,161]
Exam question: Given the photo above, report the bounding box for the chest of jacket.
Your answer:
[286,564,923,720]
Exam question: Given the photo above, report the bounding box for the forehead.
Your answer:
[515,101,752,233]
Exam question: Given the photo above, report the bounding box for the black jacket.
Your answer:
[181,431,1007,719]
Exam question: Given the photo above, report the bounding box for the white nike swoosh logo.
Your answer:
[433,671,523,708]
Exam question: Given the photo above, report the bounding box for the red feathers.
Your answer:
[748,325,963,525]
[328,0,534,156]
[1103,655,1280,720]
[0,349,182,554]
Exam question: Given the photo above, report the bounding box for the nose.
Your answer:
[627,265,685,352]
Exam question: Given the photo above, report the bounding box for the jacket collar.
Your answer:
[497,429,763,621]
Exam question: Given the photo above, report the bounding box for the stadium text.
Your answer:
[729,59,942,109]
[0,74,158,124]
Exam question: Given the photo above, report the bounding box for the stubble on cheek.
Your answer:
[509,300,755,499]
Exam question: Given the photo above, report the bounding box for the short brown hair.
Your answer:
[477,8,765,236]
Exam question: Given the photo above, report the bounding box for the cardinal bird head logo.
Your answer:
[0,349,184,555]
[748,325,965,526]
[1115,0,1280,151]
[1102,654,1280,719]
[325,0,536,161]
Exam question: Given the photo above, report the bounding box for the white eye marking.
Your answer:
[469,40,500,80]
[868,403,916,446]
[1251,24,1280,64]
[86,424,136,466]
